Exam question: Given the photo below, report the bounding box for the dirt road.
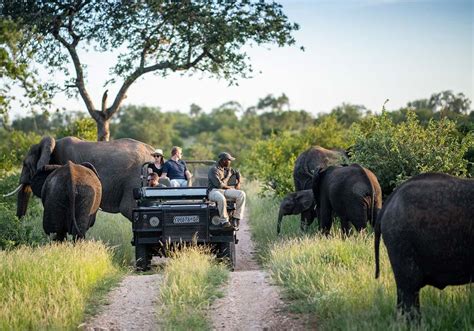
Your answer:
[82,212,308,330]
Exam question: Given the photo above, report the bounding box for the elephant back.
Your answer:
[293,146,348,191]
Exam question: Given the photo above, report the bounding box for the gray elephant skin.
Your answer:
[293,146,348,191]
[375,173,474,317]
[277,189,315,234]
[17,136,154,221]
[31,161,102,240]
[312,163,382,235]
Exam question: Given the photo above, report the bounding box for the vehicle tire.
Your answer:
[216,241,236,271]
[135,244,152,271]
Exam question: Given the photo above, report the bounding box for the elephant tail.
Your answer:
[67,162,84,238]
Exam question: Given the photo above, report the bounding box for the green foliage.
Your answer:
[243,115,350,197]
[350,111,473,195]
[0,242,119,330]
[0,130,41,177]
[0,18,51,115]
[56,117,97,141]
[159,246,229,330]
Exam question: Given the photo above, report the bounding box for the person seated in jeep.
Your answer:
[208,152,246,230]
[160,146,193,187]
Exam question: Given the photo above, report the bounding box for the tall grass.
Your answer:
[159,246,229,330]
[87,211,134,267]
[0,241,120,330]
[248,188,474,330]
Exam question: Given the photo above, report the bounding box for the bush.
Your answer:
[243,116,350,197]
[350,111,473,195]
[0,129,42,177]
[56,117,97,141]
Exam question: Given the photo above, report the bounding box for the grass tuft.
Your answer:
[158,245,229,330]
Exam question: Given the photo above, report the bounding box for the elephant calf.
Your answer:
[277,189,316,234]
[375,173,474,318]
[31,161,102,240]
[312,163,382,235]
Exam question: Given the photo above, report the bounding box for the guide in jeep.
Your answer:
[130,152,245,271]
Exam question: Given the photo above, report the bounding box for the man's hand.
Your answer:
[235,182,241,190]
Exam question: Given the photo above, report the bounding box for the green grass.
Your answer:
[158,246,229,330]
[248,186,474,331]
[0,241,120,330]
[87,211,134,267]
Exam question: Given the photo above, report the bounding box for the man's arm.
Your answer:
[209,167,232,190]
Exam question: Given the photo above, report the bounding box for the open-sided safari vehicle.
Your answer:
[131,161,238,271]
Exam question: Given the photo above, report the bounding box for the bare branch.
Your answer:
[101,90,108,112]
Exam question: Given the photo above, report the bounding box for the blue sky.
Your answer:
[12,0,473,117]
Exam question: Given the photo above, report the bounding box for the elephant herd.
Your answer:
[4,138,474,319]
[279,146,474,318]
[7,136,155,240]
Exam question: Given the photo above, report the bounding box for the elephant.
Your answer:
[276,189,316,234]
[12,136,154,221]
[31,161,102,240]
[375,173,474,318]
[293,146,348,191]
[312,163,382,235]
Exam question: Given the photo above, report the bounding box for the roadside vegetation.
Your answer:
[0,241,120,330]
[158,246,229,330]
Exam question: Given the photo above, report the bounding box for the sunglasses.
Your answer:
[153,155,162,158]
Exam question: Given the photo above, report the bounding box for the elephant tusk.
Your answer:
[3,184,23,198]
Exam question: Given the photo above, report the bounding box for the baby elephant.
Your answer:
[31,161,102,240]
[375,172,474,318]
[277,189,316,234]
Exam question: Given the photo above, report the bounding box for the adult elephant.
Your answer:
[375,173,474,318]
[293,146,348,191]
[13,136,154,221]
[312,164,382,235]
[276,189,315,234]
[31,161,102,240]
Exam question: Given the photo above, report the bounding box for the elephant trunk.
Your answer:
[277,209,284,235]
[17,184,32,218]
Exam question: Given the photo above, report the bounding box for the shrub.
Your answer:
[0,130,42,177]
[350,111,473,195]
[56,117,97,141]
[243,116,350,197]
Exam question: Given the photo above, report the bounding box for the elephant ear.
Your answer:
[294,190,314,213]
[80,162,100,179]
[36,136,56,172]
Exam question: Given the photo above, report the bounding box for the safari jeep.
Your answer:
[131,161,238,271]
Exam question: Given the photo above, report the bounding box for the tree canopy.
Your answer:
[4,0,299,140]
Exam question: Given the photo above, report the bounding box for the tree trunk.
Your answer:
[96,114,110,142]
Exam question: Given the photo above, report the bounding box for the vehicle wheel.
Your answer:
[135,244,152,271]
[216,241,236,271]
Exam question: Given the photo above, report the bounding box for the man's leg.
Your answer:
[209,189,231,227]
[224,189,246,230]
[169,179,180,187]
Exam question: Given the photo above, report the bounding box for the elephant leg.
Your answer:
[300,214,308,232]
[340,217,351,237]
[397,287,421,320]
[319,202,333,236]
[119,190,135,221]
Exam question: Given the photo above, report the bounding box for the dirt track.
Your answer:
[82,212,308,330]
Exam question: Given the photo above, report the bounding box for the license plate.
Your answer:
[173,215,200,224]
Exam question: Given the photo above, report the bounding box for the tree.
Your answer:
[0,18,50,119]
[4,1,299,141]
[429,90,472,116]
[326,103,366,127]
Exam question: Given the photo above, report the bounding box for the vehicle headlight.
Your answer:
[211,215,221,226]
[149,216,160,227]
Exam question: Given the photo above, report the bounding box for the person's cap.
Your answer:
[218,152,235,161]
[151,148,163,156]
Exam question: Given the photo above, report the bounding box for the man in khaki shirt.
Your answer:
[208,152,246,230]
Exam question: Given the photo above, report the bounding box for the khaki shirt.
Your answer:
[208,164,239,192]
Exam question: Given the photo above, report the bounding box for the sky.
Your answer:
[11,0,474,118]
